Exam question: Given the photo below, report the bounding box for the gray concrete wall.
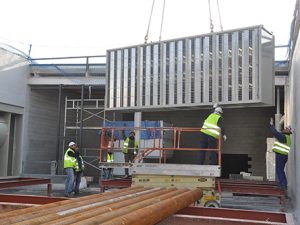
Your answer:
[0,50,30,176]
[22,87,106,181]
[0,113,11,176]
[0,58,29,109]
[287,28,300,223]
[22,89,59,174]
[140,107,275,177]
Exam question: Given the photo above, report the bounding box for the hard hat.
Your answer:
[68,141,76,147]
[214,107,223,114]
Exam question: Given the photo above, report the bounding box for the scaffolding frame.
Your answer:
[62,96,107,173]
[99,126,222,166]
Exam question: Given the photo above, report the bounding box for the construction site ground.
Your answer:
[0,177,293,213]
[0,178,99,198]
[0,175,296,225]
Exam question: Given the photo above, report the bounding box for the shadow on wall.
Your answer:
[0,116,8,147]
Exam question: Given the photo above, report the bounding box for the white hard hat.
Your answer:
[68,141,76,147]
[214,107,223,114]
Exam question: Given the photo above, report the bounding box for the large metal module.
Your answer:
[106,25,274,111]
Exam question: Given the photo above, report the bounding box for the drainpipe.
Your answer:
[79,85,84,151]
[275,87,282,131]
[279,115,285,127]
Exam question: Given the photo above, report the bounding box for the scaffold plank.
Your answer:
[132,163,221,177]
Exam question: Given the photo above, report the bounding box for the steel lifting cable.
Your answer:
[208,0,214,33]
[159,0,166,42]
[216,0,223,31]
[145,0,156,44]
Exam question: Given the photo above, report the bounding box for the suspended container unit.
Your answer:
[105,25,274,111]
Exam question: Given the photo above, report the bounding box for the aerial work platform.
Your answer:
[132,163,220,177]
[98,125,222,207]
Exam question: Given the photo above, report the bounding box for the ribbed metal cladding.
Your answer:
[106,25,274,111]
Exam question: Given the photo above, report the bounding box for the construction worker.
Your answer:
[101,130,115,180]
[199,106,226,165]
[64,141,77,197]
[103,148,114,179]
[73,146,85,195]
[123,131,139,177]
[270,117,292,192]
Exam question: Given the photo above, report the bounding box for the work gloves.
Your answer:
[223,135,227,142]
[270,117,274,126]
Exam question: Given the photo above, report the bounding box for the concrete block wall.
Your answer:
[23,87,106,182]
[23,89,59,174]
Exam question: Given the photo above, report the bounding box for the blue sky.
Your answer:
[0,0,296,59]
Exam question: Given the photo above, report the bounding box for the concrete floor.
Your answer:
[0,177,100,198]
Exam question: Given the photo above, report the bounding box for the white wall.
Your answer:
[0,49,30,176]
[288,26,300,222]
[0,49,29,109]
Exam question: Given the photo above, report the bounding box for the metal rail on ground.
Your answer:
[0,177,52,196]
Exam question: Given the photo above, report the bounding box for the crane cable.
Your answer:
[216,0,223,31]
[159,0,166,42]
[208,0,214,33]
[208,0,224,33]
[144,0,156,43]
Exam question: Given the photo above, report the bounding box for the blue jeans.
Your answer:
[65,168,75,195]
[275,152,288,189]
[199,132,218,165]
[74,171,83,194]
[124,153,135,175]
[102,168,113,180]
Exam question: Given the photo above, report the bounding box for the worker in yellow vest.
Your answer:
[103,148,114,179]
[64,142,77,197]
[199,106,226,165]
[123,131,139,177]
[270,117,292,192]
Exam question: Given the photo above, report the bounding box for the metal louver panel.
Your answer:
[106,25,274,111]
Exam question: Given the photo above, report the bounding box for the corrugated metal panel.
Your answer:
[194,38,201,103]
[116,50,122,108]
[123,49,129,107]
[106,25,274,111]
[130,48,136,107]
[169,41,175,105]
[153,44,159,106]
[177,40,183,104]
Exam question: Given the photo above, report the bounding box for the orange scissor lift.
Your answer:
[99,126,222,207]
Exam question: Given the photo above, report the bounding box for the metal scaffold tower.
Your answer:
[62,96,106,173]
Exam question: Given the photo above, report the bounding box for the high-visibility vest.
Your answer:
[272,134,291,155]
[201,113,221,139]
[75,155,85,172]
[107,153,114,162]
[123,138,139,154]
[64,148,76,169]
